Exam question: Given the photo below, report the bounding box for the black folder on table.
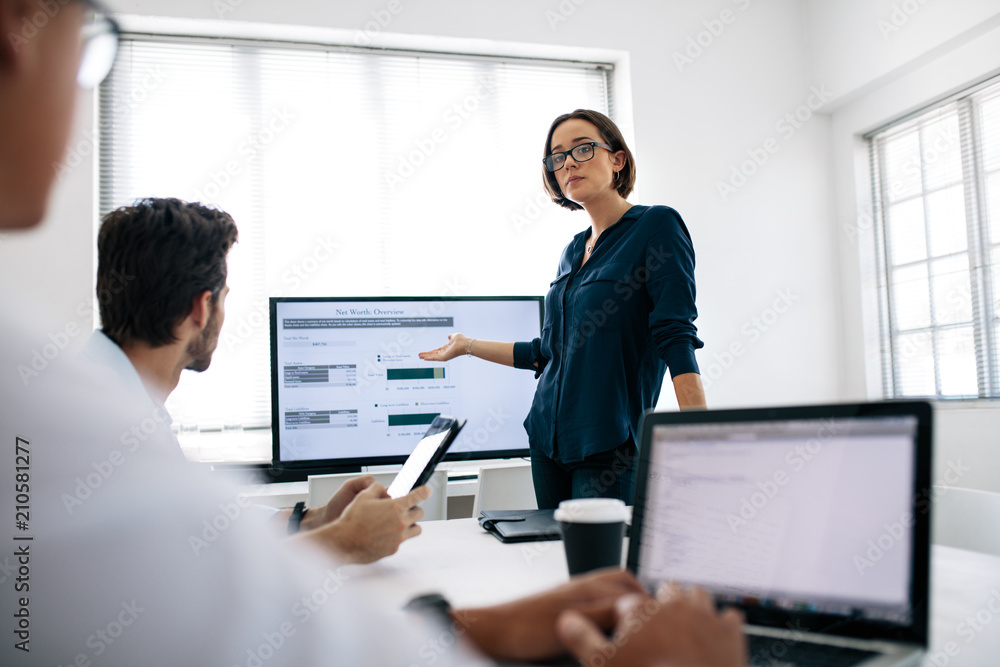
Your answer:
[477,509,562,543]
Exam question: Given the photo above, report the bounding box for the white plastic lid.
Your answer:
[554,498,629,524]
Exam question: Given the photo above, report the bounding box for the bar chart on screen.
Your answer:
[270,297,542,467]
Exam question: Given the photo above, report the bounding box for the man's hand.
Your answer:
[557,584,747,667]
[307,482,430,564]
[300,475,375,532]
[455,569,647,663]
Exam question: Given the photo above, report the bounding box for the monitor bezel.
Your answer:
[626,401,932,647]
[269,295,543,471]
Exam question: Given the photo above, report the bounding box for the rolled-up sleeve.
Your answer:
[645,208,704,378]
[513,338,548,379]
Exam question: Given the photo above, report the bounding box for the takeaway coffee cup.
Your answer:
[554,498,629,576]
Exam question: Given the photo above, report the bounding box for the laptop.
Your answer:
[627,402,932,667]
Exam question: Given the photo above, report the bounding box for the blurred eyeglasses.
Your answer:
[543,141,613,172]
[78,0,120,89]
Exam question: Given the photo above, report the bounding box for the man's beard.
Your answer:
[185,303,221,372]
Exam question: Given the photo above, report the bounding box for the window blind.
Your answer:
[869,76,1000,399]
[98,35,613,456]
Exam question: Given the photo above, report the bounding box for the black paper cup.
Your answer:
[554,499,628,576]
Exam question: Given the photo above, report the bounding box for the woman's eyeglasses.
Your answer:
[543,142,613,172]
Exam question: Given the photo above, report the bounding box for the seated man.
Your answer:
[85,196,427,564]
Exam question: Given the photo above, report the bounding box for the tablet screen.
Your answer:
[386,417,457,499]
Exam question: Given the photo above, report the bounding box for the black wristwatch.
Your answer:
[404,593,454,627]
[288,501,307,535]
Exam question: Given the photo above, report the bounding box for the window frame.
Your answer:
[867,76,1000,401]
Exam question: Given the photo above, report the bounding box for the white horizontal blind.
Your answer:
[98,36,612,453]
[869,76,1000,399]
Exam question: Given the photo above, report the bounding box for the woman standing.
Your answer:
[420,109,705,508]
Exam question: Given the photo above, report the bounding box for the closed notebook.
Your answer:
[477,509,562,543]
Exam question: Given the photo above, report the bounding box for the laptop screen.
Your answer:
[634,413,919,626]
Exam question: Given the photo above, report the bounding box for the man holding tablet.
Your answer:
[86,196,431,564]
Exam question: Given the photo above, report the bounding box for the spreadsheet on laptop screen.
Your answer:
[636,416,917,624]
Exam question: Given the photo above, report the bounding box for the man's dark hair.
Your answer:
[97,198,238,347]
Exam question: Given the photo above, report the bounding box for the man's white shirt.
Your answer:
[0,299,487,666]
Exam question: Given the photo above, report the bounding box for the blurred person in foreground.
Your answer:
[0,1,745,665]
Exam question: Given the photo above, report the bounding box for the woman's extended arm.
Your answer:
[418,333,516,367]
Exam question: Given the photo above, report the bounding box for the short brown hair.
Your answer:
[542,109,636,211]
[97,198,238,347]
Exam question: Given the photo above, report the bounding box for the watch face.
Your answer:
[404,594,452,620]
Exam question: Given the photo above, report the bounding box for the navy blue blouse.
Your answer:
[512,204,703,464]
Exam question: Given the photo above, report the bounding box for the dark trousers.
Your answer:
[530,438,637,510]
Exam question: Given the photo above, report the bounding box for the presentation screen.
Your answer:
[270,297,542,469]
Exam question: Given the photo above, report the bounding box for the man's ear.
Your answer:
[0,0,35,68]
[187,290,215,331]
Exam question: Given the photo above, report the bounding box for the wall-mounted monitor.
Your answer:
[270,296,542,471]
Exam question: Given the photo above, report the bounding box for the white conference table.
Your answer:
[348,518,1000,667]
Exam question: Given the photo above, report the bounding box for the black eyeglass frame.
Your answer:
[542,141,614,172]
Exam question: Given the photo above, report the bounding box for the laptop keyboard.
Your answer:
[747,635,880,666]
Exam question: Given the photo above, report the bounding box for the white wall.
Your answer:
[821,0,1000,491]
[806,0,1000,110]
